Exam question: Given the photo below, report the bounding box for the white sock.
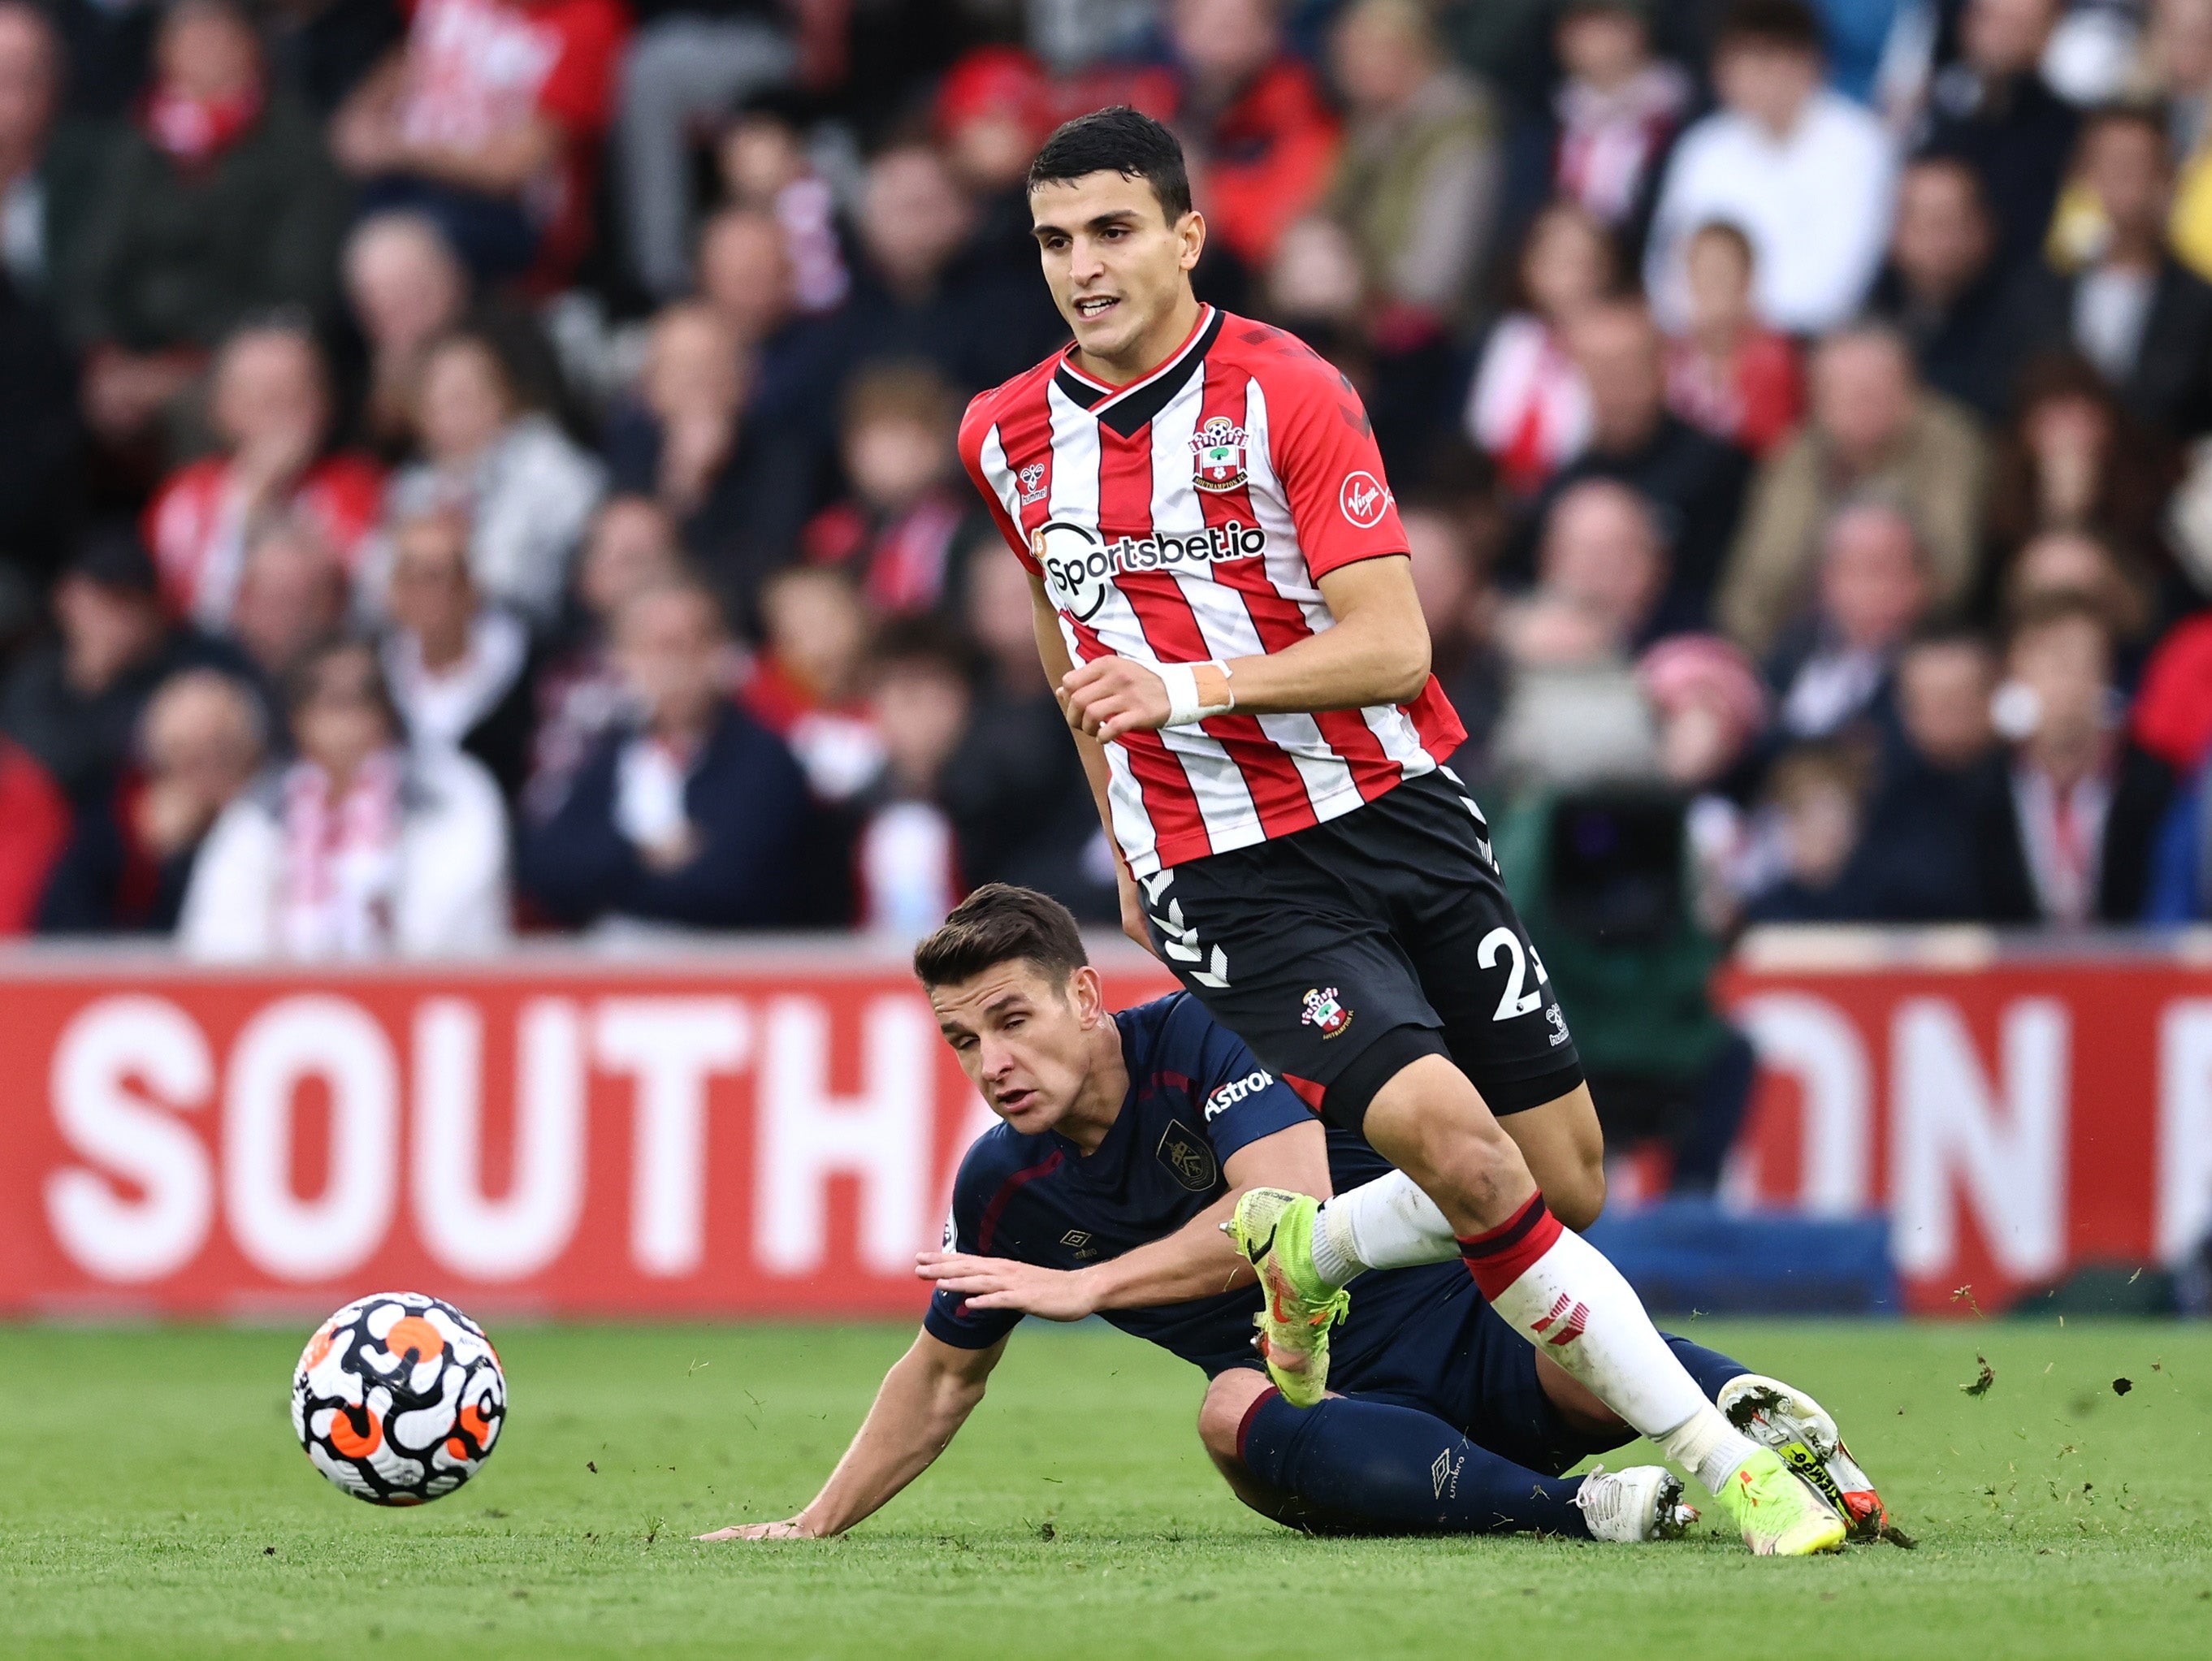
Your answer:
[1314,1171,1458,1283]
[1464,1196,1757,1499]
[1660,1402,1761,1495]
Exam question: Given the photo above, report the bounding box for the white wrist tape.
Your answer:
[1158,660,1236,727]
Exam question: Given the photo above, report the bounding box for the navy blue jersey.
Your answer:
[925,992,1464,1379]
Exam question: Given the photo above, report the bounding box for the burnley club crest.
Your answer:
[1189,417,1249,493]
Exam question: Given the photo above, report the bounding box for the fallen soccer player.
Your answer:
[699,886,1883,1551]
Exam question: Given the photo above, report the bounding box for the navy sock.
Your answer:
[1663,1334,1748,1403]
[1237,1390,1591,1538]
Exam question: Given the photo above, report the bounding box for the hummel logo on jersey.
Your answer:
[1431,1447,1464,1499]
[1340,469,1392,528]
[1189,416,1249,492]
[1546,1004,1571,1048]
[1203,1068,1275,1120]
[1031,517,1268,622]
[1301,987,1353,1039]
[1017,461,1048,504]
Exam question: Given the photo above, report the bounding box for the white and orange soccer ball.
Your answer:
[290,1291,506,1505]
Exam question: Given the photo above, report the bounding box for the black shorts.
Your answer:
[1141,769,1583,1131]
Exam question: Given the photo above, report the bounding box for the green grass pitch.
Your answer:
[3,1317,2209,1659]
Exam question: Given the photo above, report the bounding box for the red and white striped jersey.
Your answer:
[959,305,1466,877]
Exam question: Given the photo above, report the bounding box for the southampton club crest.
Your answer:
[1301,986,1353,1040]
[1189,417,1249,492]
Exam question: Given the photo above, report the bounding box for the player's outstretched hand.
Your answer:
[696,1519,816,1542]
[916,1250,1099,1321]
[1060,655,1171,742]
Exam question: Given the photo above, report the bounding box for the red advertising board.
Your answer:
[0,946,1175,1321]
[1715,930,2212,1313]
[2,932,2207,1320]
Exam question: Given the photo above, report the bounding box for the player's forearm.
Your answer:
[1079,1192,1253,1310]
[1216,595,1429,716]
[791,1345,989,1537]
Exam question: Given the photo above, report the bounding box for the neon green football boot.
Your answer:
[1712,1446,1849,1556]
[1719,1373,1890,1542]
[1224,1187,1349,1408]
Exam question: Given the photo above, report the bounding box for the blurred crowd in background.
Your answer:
[3,0,2212,995]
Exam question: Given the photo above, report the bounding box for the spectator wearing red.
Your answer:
[0,732,68,932]
[1664,221,1803,457]
[936,45,1057,282]
[801,361,977,616]
[1166,0,1340,271]
[331,0,630,285]
[739,563,880,806]
[1465,201,1617,497]
[143,322,382,631]
[70,0,345,456]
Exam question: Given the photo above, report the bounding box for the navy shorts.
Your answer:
[1142,770,1584,1131]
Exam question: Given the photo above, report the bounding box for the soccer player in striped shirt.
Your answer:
[956,106,1842,1553]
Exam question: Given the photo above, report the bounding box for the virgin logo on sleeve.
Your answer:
[1340,471,1392,528]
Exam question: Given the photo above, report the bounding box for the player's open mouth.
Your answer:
[1072,296,1118,320]
[994,1088,1037,1114]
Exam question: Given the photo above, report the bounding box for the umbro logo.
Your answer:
[1059,1229,1100,1261]
[1431,1447,1464,1499]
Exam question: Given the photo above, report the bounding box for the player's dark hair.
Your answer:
[1714,0,1824,55]
[914,884,1090,992]
[1027,106,1193,223]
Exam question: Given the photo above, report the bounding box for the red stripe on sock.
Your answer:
[1457,1194,1563,1302]
[1235,1383,1283,1463]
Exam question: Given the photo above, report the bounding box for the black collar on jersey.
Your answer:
[1053,305,1226,439]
